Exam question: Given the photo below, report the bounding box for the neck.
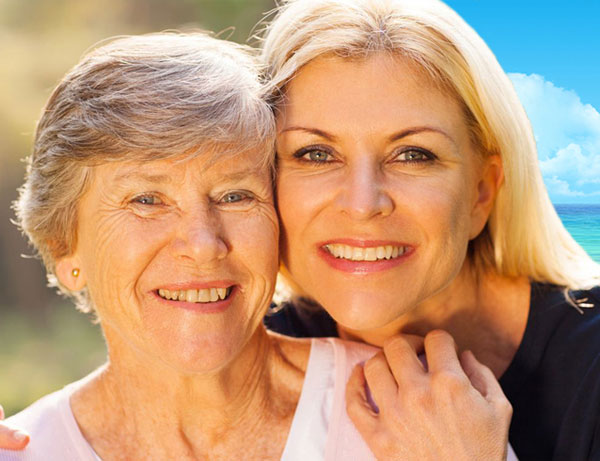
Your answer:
[339,262,530,377]
[72,326,306,460]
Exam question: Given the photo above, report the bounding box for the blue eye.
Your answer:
[132,194,163,205]
[221,191,250,203]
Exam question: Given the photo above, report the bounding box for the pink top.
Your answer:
[0,338,516,461]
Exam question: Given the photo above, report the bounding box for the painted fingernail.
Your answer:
[13,431,29,442]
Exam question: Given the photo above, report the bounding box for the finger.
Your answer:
[423,330,466,376]
[382,334,427,385]
[346,364,378,437]
[0,405,4,420]
[0,424,30,451]
[461,350,511,410]
[362,352,398,411]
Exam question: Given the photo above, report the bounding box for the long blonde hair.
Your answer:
[260,0,600,291]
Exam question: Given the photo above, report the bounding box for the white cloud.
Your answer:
[509,73,600,203]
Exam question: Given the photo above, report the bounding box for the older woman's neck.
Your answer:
[71,326,307,459]
[339,262,530,377]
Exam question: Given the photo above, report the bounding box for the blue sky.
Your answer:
[446,1,600,204]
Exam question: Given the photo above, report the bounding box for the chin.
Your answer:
[322,291,410,331]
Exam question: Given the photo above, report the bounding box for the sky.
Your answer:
[446,0,600,204]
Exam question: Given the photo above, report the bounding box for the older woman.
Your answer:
[259,0,600,459]
[0,31,461,461]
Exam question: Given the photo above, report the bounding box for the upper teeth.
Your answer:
[158,287,229,303]
[324,244,406,261]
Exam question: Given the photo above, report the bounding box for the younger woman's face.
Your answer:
[275,53,498,332]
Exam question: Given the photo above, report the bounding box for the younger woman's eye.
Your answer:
[293,146,334,163]
[395,148,436,163]
[131,194,163,206]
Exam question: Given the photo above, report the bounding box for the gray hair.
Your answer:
[14,32,275,311]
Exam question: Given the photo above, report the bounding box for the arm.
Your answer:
[346,331,512,461]
[0,406,29,450]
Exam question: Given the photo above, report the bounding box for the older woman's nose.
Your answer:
[334,163,394,220]
[172,208,228,263]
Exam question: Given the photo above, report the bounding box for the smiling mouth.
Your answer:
[323,243,408,261]
[157,287,233,303]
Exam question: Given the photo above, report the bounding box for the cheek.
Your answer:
[228,207,280,277]
[80,212,172,313]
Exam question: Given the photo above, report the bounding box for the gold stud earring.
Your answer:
[72,268,80,278]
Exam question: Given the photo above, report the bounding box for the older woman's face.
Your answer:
[276,54,497,331]
[63,150,279,373]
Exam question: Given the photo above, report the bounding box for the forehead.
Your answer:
[278,53,467,137]
[91,148,271,188]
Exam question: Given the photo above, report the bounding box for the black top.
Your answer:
[264,283,600,460]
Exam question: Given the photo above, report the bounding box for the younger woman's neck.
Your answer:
[338,263,530,376]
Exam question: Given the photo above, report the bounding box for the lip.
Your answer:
[152,281,237,314]
[317,239,415,274]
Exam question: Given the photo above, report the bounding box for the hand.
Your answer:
[346,330,512,461]
[0,405,29,450]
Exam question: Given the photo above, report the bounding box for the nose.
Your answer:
[171,206,228,264]
[334,159,394,220]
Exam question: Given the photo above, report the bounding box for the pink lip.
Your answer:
[317,239,415,274]
[152,282,237,314]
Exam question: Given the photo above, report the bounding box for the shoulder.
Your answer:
[0,384,97,461]
[503,283,600,459]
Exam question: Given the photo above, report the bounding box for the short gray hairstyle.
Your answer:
[14,32,275,311]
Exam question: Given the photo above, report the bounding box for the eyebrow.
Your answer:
[112,171,173,185]
[278,126,337,141]
[279,125,457,147]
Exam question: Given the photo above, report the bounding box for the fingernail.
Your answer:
[13,431,29,442]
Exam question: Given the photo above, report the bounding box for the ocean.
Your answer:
[555,204,600,263]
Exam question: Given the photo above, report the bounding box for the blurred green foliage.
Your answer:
[0,0,274,416]
[0,301,106,416]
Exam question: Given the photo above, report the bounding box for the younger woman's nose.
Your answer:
[334,161,394,220]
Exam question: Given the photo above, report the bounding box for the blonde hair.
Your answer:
[260,0,600,292]
[14,32,275,311]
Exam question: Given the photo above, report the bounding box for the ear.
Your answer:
[55,255,87,291]
[469,154,503,240]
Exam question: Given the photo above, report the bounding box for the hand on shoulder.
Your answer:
[346,331,512,461]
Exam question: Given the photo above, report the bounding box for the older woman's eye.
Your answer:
[131,194,163,206]
[220,191,252,203]
[395,148,436,163]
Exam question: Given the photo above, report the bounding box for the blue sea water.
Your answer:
[555,204,600,263]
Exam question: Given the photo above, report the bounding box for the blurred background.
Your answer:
[0,0,275,416]
[1,0,599,417]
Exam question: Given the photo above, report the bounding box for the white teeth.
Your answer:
[186,290,198,303]
[158,287,231,303]
[324,244,407,261]
[364,248,377,261]
[198,289,210,302]
[385,245,393,259]
[352,247,364,260]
